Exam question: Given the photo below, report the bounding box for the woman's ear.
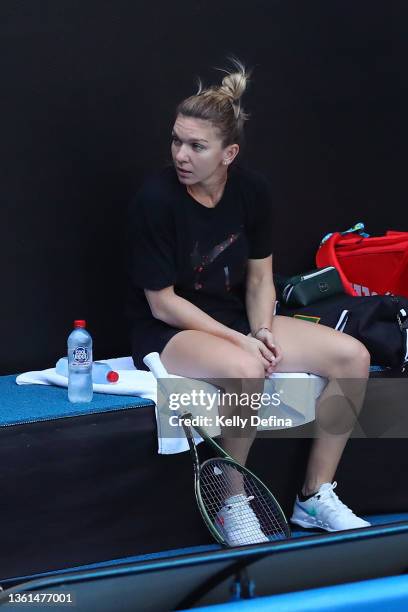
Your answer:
[224,143,240,165]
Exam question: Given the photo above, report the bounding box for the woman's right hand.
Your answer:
[238,335,275,375]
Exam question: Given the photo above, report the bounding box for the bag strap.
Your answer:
[334,310,350,332]
[397,307,408,371]
[320,222,369,247]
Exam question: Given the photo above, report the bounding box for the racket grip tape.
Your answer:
[143,352,170,378]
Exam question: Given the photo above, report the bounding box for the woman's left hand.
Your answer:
[253,328,283,375]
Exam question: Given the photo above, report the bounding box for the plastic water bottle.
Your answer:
[56,357,119,384]
[67,320,93,403]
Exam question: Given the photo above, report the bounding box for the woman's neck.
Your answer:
[187,170,228,208]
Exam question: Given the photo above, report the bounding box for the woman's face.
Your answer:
[171,114,237,185]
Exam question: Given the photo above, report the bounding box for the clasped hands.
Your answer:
[240,327,283,377]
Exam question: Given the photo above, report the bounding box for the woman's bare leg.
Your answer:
[160,330,264,465]
[271,315,370,495]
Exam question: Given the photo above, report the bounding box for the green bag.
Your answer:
[281,266,344,307]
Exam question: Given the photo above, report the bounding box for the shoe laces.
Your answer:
[314,482,355,518]
[221,495,261,532]
[225,495,254,511]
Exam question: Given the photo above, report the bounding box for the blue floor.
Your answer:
[8,512,408,586]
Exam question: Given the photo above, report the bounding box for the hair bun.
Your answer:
[176,57,251,148]
[218,58,249,103]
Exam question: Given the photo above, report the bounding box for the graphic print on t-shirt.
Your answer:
[190,232,241,291]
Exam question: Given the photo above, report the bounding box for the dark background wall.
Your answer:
[1,0,407,375]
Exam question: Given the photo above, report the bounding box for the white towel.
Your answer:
[16,357,158,401]
[16,356,326,455]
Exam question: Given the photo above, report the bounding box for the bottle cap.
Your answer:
[74,320,86,328]
[107,371,119,383]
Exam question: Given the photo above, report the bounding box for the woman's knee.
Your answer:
[216,349,264,378]
[160,330,264,379]
[332,337,371,377]
[230,356,265,379]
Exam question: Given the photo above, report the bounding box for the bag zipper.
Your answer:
[301,266,335,281]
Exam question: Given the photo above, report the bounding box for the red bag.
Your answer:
[316,223,408,298]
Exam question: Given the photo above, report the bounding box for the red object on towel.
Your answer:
[316,229,408,297]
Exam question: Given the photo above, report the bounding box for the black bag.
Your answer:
[277,294,408,371]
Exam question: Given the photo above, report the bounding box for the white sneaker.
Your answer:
[290,482,371,532]
[215,493,269,546]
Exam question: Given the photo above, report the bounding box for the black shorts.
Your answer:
[131,315,251,371]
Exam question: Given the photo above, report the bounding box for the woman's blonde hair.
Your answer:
[176,57,251,147]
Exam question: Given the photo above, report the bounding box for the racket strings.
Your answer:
[199,459,289,545]
[244,476,287,534]
[201,463,283,542]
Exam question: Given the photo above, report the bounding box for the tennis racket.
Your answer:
[143,351,291,547]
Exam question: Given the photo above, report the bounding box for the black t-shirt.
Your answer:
[126,163,275,331]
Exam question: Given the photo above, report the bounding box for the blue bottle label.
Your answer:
[72,347,91,366]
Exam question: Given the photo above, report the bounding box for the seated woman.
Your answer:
[127,59,371,545]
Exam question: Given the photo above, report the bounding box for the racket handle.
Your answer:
[143,351,170,379]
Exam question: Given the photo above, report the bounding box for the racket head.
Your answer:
[196,457,291,546]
